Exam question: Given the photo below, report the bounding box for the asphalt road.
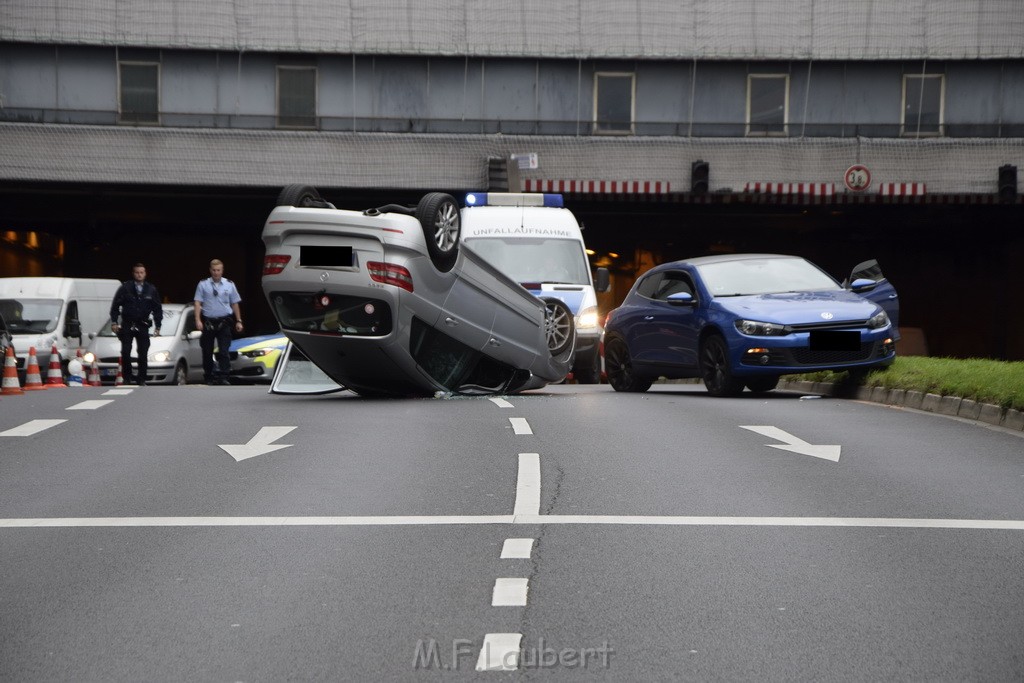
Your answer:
[1,383,1022,681]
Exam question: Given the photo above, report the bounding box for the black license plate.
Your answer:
[809,330,860,351]
[300,246,353,267]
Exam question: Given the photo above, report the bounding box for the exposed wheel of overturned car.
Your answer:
[276,184,330,208]
[415,192,461,272]
[541,297,575,357]
[604,337,652,393]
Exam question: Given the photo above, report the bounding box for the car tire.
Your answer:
[604,337,652,393]
[174,361,188,386]
[541,297,575,357]
[415,192,461,272]
[276,184,328,208]
[700,334,744,397]
[745,376,779,393]
[573,348,602,384]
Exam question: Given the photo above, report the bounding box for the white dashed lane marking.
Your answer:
[476,633,522,671]
[0,419,67,437]
[500,538,535,559]
[491,578,529,606]
[66,400,115,411]
[508,417,532,435]
[513,454,541,516]
[489,397,514,408]
[102,388,134,396]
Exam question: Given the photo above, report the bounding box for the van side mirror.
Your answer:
[667,292,696,306]
[187,330,202,340]
[595,267,610,293]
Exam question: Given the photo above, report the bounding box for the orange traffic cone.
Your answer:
[114,357,125,386]
[45,345,67,387]
[87,359,102,387]
[22,346,47,391]
[1,346,24,395]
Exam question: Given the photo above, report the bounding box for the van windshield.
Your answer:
[0,298,63,333]
[465,238,590,285]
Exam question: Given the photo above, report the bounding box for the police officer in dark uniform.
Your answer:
[110,263,162,386]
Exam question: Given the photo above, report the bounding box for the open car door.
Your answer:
[846,259,900,340]
[269,341,348,395]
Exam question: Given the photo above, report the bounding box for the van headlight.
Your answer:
[735,319,786,336]
[149,350,171,362]
[577,306,600,330]
[867,311,890,329]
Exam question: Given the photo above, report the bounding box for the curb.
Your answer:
[778,380,1024,433]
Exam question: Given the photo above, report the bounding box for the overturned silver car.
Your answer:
[260,185,576,396]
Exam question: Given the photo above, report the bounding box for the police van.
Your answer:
[0,277,120,379]
[459,192,609,383]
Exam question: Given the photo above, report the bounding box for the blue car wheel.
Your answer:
[700,334,745,397]
[605,338,652,393]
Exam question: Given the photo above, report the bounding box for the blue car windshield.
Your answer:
[697,257,841,297]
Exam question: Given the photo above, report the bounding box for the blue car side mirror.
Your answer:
[849,278,877,293]
[667,292,696,306]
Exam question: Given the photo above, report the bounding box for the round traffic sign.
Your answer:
[844,165,871,192]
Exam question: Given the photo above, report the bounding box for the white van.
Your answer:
[459,193,610,383]
[0,277,121,378]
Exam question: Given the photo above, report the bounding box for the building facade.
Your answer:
[1,0,1023,357]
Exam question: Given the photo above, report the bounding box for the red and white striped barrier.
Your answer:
[523,179,671,194]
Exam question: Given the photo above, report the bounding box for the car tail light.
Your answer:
[367,261,414,292]
[263,254,291,275]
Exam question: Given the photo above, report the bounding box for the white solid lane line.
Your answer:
[66,400,115,410]
[514,453,541,516]
[489,397,514,408]
[501,538,535,559]
[491,578,529,606]
[4,515,1024,529]
[476,633,523,671]
[0,419,67,437]
[508,417,532,435]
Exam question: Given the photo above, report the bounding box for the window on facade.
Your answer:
[277,66,317,129]
[902,74,944,136]
[118,62,159,124]
[594,73,634,134]
[747,74,788,136]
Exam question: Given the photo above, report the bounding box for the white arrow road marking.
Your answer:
[740,425,841,462]
[219,426,297,462]
[0,419,67,437]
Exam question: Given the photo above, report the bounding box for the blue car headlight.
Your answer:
[867,311,890,329]
[735,319,786,336]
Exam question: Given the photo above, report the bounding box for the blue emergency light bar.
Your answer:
[465,192,564,208]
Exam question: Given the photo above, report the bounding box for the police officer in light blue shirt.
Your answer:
[193,258,243,385]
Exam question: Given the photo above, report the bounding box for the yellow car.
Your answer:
[228,334,288,384]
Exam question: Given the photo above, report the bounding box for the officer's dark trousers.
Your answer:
[118,326,150,383]
[200,317,234,382]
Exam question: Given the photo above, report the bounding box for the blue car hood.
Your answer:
[714,290,880,325]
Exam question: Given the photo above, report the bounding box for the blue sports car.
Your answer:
[603,254,899,396]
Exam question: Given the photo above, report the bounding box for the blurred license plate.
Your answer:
[101,368,117,377]
[809,330,859,351]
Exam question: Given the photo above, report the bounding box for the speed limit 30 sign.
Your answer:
[844,164,871,192]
